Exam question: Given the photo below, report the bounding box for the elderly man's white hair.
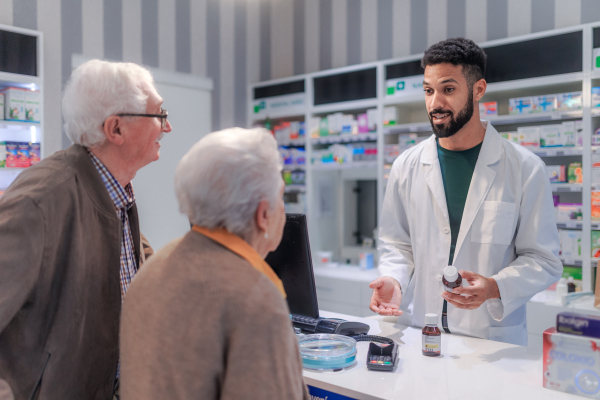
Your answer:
[175,127,283,241]
[62,59,156,147]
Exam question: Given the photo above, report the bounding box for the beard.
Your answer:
[428,90,474,139]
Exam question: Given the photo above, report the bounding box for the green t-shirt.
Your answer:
[436,140,483,265]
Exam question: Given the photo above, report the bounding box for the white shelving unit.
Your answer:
[0,24,44,192]
[250,22,600,304]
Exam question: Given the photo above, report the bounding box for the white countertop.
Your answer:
[313,265,379,282]
[303,311,577,400]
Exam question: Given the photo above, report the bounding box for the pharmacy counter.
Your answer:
[303,311,576,400]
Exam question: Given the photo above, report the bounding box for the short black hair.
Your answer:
[421,37,487,87]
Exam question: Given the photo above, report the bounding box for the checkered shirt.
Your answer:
[86,149,138,301]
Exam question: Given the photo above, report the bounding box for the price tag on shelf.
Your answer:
[565,222,577,229]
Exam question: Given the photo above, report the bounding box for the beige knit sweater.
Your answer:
[119,231,310,399]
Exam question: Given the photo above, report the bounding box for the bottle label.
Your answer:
[422,334,441,355]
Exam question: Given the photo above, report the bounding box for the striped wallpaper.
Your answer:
[1,0,600,154]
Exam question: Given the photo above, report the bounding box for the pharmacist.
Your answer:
[369,38,562,345]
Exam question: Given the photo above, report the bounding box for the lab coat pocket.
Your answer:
[488,323,527,345]
[471,201,517,246]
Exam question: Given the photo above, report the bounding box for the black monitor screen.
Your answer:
[265,214,319,319]
[0,30,37,76]
[313,68,377,106]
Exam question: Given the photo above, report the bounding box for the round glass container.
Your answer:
[297,334,357,371]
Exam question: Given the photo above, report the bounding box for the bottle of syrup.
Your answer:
[422,313,441,356]
[567,276,576,293]
[442,265,462,293]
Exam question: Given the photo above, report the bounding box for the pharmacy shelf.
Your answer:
[559,257,583,267]
[311,161,378,171]
[488,110,583,125]
[282,164,306,171]
[531,147,583,157]
[557,220,583,229]
[0,71,42,88]
[310,99,379,116]
[0,120,41,128]
[284,184,306,193]
[277,138,305,147]
[551,183,582,192]
[311,133,377,145]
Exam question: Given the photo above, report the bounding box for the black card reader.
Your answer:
[366,341,398,372]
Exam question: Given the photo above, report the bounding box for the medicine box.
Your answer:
[479,101,497,116]
[398,133,417,151]
[557,312,600,339]
[592,231,600,258]
[557,91,582,111]
[557,203,583,222]
[560,230,582,257]
[0,93,4,121]
[0,142,5,167]
[516,126,540,147]
[561,121,576,147]
[25,90,40,122]
[367,109,379,132]
[383,106,397,126]
[540,124,562,147]
[509,97,533,114]
[29,143,40,165]
[593,87,600,108]
[2,88,25,120]
[357,113,369,133]
[575,120,583,147]
[532,95,558,113]
[319,118,329,137]
[17,143,30,168]
[593,192,600,221]
[568,162,583,184]
[547,165,566,183]
[592,154,600,184]
[543,328,600,397]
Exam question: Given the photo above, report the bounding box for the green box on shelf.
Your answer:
[593,231,600,258]
[562,266,582,280]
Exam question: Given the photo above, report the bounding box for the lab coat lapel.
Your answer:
[454,122,502,260]
[420,136,449,224]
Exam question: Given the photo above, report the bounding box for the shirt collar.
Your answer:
[192,225,286,298]
[86,148,135,210]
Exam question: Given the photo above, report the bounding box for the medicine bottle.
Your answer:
[422,313,441,356]
[567,276,576,293]
[442,265,462,293]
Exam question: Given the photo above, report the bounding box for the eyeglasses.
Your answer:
[116,108,169,129]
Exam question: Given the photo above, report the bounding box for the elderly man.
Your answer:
[0,60,171,400]
[120,128,309,399]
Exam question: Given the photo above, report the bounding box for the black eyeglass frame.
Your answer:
[116,109,169,129]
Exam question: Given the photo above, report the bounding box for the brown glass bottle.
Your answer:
[442,265,462,293]
[422,313,441,356]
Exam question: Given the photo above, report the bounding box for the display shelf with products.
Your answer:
[0,24,43,197]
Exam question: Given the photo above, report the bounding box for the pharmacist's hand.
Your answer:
[442,270,501,310]
[369,277,403,316]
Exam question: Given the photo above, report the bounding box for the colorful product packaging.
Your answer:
[17,143,31,168]
[319,118,329,137]
[557,91,583,111]
[532,95,558,113]
[479,101,498,116]
[568,162,583,184]
[547,165,566,183]
[516,126,540,147]
[308,117,321,138]
[593,192,600,221]
[509,97,533,114]
[560,230,582,257]
[592,231,600,258]
[540,124,563,147]
[29,143,40,165]
[383,106,397,126]
[367,109,379,132]
[2,88,25,120]
[357,113,369,133]
[561,121,576,147]
[5,142,18,168]
[0,142,5,167]
[359,252,374,270]
[398,133,417,151]
[593,87,600,108]
[24,90,41,122]
[557,203,583,221]
[556,312,600,338]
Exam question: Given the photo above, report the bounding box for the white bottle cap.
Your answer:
[444,265,458,282]
[568,276,574,283]
[425,313,438,326]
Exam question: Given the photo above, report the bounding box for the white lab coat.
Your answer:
[378,121,563,345]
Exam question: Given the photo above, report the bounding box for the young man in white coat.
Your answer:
[369,38,562,345]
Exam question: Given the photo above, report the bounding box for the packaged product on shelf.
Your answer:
[567,162,583,183]
[593,192,600,221]
[0,142,5,167]
[557,91,582,111]
[516,126,540,147]
[560,121,576,147]
[398,133,417,151]
[365,143,377,161]
[282,170,292,185]
[0,93,4,121]
[532,95,558,113]
[17,143,31,168]
[29,142,40,165]
[593,231,600,258]
[575,120,583,147]
[556,203,583,221]
[560,230,582,257]
[357,113,369,133]
[341,114,354,135]
[279,147,293,166]
[509,97,533,114]
[383,106,397,126]
[593,87,600,108]
[2,88,25,120]
[384,144,400,163]
[367,109,379,132]
[308,117,321,138]
[5,142,18,168]
[319,118,329,137]
[290,170,305,185]
[289,121,300,140]
[25,90,41,122]
[478,101,497,116]
[593,154,600,184]
[540,124,562,147]
[546,165,566,183]
[299,121,306,138]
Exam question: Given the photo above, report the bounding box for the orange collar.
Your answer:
[192,225,286,298]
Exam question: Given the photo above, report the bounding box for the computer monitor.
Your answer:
[265,214,320,319]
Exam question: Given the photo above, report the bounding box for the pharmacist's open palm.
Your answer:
[369,277,403,316]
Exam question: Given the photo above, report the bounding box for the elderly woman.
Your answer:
[119,128,309,399]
